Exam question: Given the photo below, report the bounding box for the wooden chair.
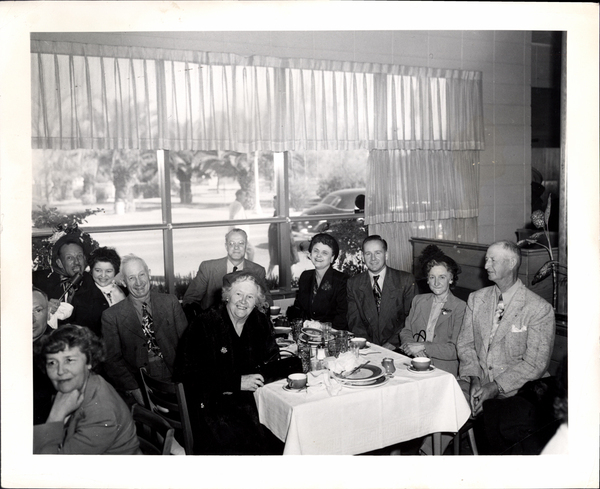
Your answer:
[131,404,175,455]
[138,367,194,455]
[453,419,479,455]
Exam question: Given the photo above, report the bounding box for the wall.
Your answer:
[34,30,534,246]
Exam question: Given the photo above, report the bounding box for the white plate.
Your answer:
[342,376,389,389]
[334,364,385,384]
[407,365,436,373]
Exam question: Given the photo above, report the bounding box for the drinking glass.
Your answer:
[290,319,304,342]
[336,331,350,354]
[350,341,360,359]
[298,343,311,373]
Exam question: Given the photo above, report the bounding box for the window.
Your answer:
[32,148,365,297]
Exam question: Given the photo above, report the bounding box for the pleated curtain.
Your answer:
[31,40,484,270]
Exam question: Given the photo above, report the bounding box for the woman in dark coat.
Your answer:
[174,272,280,455]
[289,233,348,330]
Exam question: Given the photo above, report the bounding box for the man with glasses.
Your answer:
[182,229,272,321]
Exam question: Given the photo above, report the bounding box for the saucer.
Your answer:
[407,365,435,373]
[282,385,306,392]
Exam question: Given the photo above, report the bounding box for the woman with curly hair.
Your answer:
[288,233,348,330]
[174,272,280,454]
[70,247,126,337]
[34,324,140,454]
[399,245,466,376]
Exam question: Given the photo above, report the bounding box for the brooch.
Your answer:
[321,281,332,291]
[220,347,228,354]
[441,308,452,315]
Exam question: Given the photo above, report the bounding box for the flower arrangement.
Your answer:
[517,194,566,309]
[32,205,103,271]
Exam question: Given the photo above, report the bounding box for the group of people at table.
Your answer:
[32,226,564,455]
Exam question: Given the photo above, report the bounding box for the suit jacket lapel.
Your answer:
[123,296,146,340]
[359,273,379,320]
[477,288,496,353]
[491,283,526,345]
[435,292,458,330]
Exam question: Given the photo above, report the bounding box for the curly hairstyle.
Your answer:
[222,272,268,313]
[308,233,340,262]
[35,324,105,371]
[88,246,122,274]
[418,245,461,288]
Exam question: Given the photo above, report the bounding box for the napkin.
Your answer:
[48,302,74,329]
[326,351,360,375]
[303,319,322,330]
[324,376,342,396]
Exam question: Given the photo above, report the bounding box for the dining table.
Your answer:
[254,342,471,455]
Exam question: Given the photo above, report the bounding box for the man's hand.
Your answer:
[470,379,499,416]
[241,373,265,392]
[127,388,145,406]
[400,342,426,357]
[48,298,61,316]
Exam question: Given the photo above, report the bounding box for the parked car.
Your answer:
[292,188,365,238]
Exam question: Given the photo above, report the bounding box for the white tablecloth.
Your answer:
[254,344,471,455]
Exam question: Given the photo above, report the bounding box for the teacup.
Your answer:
[411,357,431,371]
[269,305,281,316]
[287,373,307,389]
[350,337,367,349]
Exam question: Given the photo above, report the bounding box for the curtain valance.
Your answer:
[31,40,485,152]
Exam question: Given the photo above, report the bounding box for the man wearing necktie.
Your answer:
[102,254,187,406]
[457,240,555,454]
[182,228,272,322]
[32,233,95,323]
[347,235,416,350]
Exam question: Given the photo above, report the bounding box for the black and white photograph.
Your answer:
[1,2,598,489]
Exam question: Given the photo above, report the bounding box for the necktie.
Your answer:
[373,275,382,313]
[142,302,163,358]
[489,294,505,345]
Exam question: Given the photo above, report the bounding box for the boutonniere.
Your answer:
[321,281,332,291]
[220,347,228,354]
[441,308,452,315]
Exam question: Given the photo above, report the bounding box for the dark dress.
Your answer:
[290,267,348,331]
[33,326,55,425]
[173,305,279,455]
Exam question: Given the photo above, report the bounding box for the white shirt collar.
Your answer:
[368,266,387,287]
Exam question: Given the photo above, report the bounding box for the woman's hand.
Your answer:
[400,342,426,357]
[241,374,265,392]
[46,389,85,423]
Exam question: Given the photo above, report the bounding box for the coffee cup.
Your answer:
[350,337,367,349]
[287,373,307,389]
[411,357,431,371]
[270,305,281,316]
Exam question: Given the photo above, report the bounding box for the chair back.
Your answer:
[139,367,194,455]
[131,404,175,455]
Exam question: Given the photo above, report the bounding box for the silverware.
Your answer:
[343,360,370,378]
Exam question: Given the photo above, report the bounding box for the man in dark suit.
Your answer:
[182,229,272,319]
[102,254,187,405]
[347,235,416,350]
[32,233,95,318]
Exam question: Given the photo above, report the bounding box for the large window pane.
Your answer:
[88,230,165,289]
[33,149,161,227]
[170,150,275,224]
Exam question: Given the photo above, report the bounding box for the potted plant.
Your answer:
[517,194,566,309]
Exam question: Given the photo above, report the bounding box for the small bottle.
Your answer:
[310,345,318,371]
[316,346,326,370]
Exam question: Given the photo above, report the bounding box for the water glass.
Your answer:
[336,331,350,354]
[350,341,360,359]
[327,338,340,358]
[321,322,333,343]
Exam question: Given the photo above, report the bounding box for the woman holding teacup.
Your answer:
[399,245,466,376]
[33,324,140,454]
[288,233,348,331]
[174,272,280,454]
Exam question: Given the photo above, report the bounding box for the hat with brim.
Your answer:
[51,232,92,273]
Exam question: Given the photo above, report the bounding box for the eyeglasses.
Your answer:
[413,330,426,342]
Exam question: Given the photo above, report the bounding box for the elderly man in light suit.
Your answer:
[182,229,272,320]
[347,235,416,350]
[457,240,555,453]
[102,254,187,405]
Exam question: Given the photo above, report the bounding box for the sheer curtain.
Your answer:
[31,40,484,269]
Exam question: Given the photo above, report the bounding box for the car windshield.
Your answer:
[321,195,342,207]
